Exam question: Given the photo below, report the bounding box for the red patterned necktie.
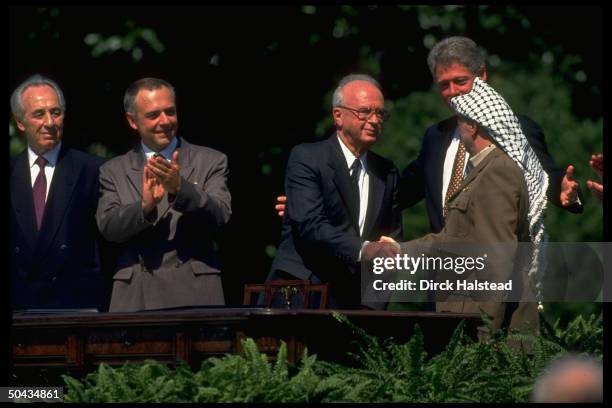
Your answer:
[33,156,48,230]
[443,141,466,217]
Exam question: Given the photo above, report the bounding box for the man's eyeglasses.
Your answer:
[337,105,390,121]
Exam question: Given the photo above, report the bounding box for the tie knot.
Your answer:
[36,156,48,168]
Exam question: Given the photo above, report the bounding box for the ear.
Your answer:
[332,107,343,127]
[479,67,488,82]
[126,113,139,130]
[465,121,478,137]
[14,116,26,132]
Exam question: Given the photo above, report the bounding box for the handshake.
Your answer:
[362,236,402,261]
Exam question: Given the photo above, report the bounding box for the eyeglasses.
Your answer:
[337,105,390,121]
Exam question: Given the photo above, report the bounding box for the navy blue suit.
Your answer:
[10,146,108,310]
[269,136,402,308]
[399,115,583,234]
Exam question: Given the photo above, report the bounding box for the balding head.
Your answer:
[532,355,603,403]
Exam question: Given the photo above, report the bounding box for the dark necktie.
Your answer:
[443,141,466,217]
[350,158,361,214]
[33,156,48,230]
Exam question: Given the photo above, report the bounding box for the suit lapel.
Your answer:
[35,147,78,257]
[127,145,146,200]
[11,151,39,250]
[363,154,385,238]
[329,136,360,235]
[447,147,500,203]
[176,137,195,182]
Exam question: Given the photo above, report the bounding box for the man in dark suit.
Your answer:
[400,36,582,235]
[268,74,402,308]
[10,75,107,310]
[96,77,231,312]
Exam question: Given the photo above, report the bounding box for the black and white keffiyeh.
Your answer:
[450,77,548,309]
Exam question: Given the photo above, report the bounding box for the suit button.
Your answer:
[14,247,20,254]
[60,244,68,250]
[52,276,57,281]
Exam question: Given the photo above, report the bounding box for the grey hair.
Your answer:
[10,74,66,120]
[332,74,382,109]
[124,77,176,114]
[532,354,603,403]
[427,36,487,77]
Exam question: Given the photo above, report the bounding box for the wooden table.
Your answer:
[11,307,480,386]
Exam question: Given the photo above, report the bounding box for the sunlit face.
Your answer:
[126,86,178,151]
[435,62,486,108]
[333,80,384,152]
[15,85,64,155]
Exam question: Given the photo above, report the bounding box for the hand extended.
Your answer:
[275,195,287,217]
[560,164,579,207]
[362,241,401,261]
[587,154,603,202]
[378,235,401,250]
[589,154,603,179]
[142,165,165,216]
[147,150,182,195]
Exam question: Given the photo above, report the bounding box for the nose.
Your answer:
[159,112,174,128]
[448,82,461,97]
[43,111,55,127]
[367,112,382,125]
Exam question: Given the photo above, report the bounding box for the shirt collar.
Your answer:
[28,141,62,168]
[469,144,496,168]
[141,136,178,161]
[336,134,368,171]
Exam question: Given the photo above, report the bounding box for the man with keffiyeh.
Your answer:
[397,77,544,340]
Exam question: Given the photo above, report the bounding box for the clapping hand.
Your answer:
[147,150,182,194]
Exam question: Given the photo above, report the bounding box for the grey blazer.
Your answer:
[96,137,231,312]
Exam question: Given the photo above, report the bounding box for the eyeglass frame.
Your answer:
[336,105,391,121]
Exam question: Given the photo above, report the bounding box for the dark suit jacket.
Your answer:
[400,115,583,234]
[269,135,402,308]
[96,137,231,312]
[10,146,108,310]
[401,147,538,336]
